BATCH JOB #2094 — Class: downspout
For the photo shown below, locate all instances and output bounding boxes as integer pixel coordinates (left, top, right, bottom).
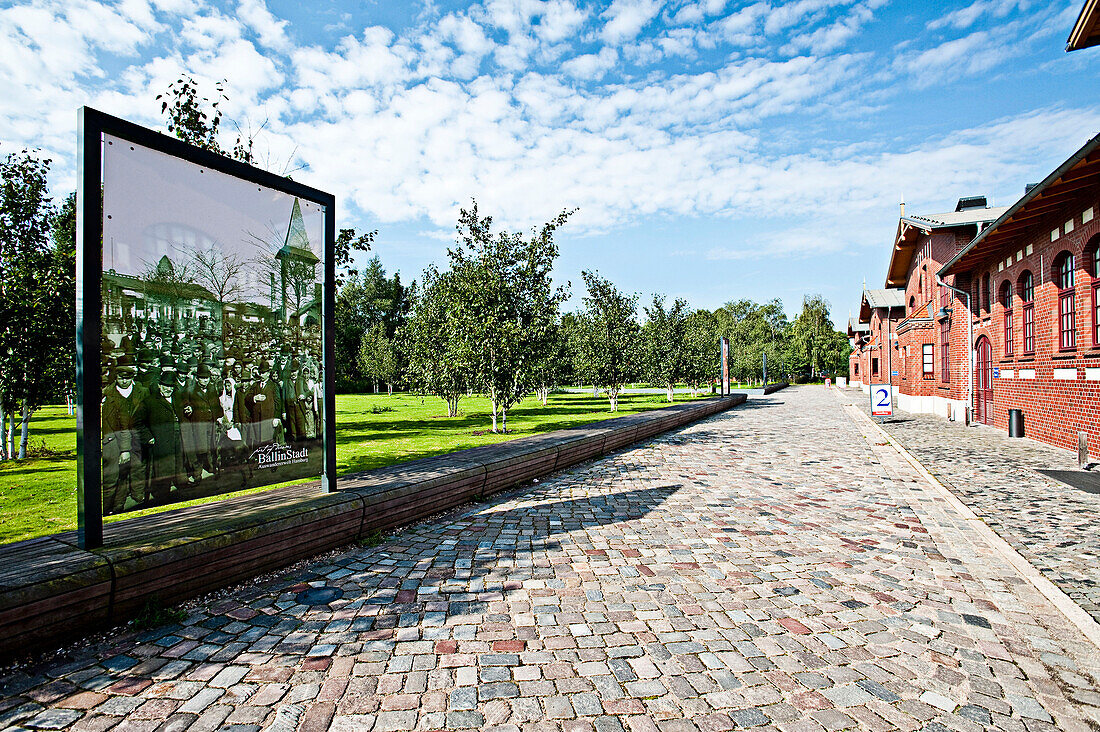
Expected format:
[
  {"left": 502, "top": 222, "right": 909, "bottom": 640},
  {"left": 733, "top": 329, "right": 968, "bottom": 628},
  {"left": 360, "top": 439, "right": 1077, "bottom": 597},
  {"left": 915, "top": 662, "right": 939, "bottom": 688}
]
[{"left": 935, "top": 276, "right": 973, "bottom": 426}]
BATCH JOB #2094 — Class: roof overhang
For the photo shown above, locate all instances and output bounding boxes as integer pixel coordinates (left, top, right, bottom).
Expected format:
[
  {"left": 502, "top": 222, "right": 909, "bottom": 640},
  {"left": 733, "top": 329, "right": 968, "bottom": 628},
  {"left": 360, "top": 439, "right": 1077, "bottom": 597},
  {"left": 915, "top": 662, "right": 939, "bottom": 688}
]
[
  {"left": 939, "top": 132, "right": 1100, "bottom": 278},
  {"left": 885, "top": 219, "right": 930, "bottom": 288},
  {"left": 1068, "top": 0, "right": 1100, "bottom": 51}
]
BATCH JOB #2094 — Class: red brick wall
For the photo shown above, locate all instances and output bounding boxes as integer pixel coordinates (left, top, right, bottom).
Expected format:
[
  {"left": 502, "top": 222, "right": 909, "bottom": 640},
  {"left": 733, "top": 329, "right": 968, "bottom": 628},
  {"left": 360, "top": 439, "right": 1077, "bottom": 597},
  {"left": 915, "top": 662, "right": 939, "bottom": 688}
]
[
  {"left": 955, "top": 195, "right": 1100, "bottom": 452},
  {"left": 895, "top": 230, "right": 971, "bottom": 402}
]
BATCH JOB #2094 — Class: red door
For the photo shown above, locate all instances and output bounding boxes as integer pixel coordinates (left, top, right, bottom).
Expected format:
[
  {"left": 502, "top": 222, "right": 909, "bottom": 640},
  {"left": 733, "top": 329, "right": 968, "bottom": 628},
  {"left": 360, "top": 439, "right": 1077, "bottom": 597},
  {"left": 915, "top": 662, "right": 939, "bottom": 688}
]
[{"left": 974, "top": 336, "right": 993, "bottom": 425}]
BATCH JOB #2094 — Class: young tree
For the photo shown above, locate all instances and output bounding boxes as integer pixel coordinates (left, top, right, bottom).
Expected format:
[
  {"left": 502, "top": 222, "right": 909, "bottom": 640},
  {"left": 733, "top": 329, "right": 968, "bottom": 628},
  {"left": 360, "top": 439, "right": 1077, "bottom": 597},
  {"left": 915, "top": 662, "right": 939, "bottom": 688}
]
[
  {"left": 531, "top": 316, "right": 569, "bottom": 406},
  {"left": 643, "top": 295, "right": 689, "bottom": 401},
  {"left": 682, "top": 308, "right": 717, "bottom": 397},
  {"left": 565, "top": 312, "right": 599, "bottom": 395},
  {"left": 575, "top": 271, "right": 640, "bottom": 412},
  {"left": 0, "top": 152, "right": 74, "bottom": 459},
  {"left": 446, "top": 202, "right": 573, "bottom": 432},
  {"left": 358, "top": 323, "right": 398, "bottom": 395},
  {"left": 399, "top": 267, "right": 474, "bottom": 417}
]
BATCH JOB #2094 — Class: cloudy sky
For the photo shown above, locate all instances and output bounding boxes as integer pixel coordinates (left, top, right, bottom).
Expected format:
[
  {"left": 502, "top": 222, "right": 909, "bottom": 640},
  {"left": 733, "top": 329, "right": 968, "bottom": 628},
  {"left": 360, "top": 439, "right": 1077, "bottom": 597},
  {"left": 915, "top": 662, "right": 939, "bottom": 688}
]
[{"left": 2, "top": 0, "right": 1098, "bottom": 321}]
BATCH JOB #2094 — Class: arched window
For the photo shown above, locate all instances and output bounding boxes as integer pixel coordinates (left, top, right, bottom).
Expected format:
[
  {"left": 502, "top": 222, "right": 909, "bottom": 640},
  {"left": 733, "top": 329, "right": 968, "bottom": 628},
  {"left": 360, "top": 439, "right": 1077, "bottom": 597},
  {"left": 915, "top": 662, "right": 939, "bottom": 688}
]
[
  {"left": 1087, "top": 235, "right": 1099, "bottom": 346},
  {"left": 1019, "top": 270, "right": 1034, "bottom": 354},
  {"left": 1001, "top": 280, "right": 1013, "bottom": 356},
  {"left": 909, "top": 295, "right": 915, "bottom": 315},
  {"left": 1053, "top": 251, "right": 1075, "bottom": 350}
]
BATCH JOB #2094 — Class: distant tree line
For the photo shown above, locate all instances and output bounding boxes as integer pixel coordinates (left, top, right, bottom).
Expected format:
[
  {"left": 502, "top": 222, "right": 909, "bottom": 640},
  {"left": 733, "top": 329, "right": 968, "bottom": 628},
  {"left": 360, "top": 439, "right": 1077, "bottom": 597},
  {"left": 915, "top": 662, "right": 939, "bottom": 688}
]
[{"left": 330, "top": 200, "right": 853, "bottom": 432}]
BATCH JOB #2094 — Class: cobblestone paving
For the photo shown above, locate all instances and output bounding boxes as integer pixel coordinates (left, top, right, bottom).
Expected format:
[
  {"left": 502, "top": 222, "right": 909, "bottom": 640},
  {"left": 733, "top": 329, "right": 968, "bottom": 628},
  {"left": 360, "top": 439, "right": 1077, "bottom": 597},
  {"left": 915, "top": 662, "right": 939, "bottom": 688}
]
[
  {"left": 3, "top": 387, "right": 1100, "bottom": 731},
  {"left": 837, "top": 387, "right": 1100, "bottom": 623}
]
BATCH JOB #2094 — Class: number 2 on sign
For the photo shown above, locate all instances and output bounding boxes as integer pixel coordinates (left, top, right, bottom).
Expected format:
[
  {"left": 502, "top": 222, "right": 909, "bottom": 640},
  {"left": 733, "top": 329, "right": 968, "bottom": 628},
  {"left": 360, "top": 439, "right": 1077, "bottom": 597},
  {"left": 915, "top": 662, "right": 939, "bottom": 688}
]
[{"left": 871, "top": 385, "right": 892, "bottom": 416}]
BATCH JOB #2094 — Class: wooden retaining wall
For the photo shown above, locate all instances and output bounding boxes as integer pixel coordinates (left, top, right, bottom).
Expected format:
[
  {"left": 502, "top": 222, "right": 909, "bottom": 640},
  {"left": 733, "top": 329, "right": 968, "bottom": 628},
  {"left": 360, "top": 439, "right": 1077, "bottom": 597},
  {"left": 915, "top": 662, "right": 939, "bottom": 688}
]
[{"left": 0, "top": 395, "right": 744, "bottom": 659}]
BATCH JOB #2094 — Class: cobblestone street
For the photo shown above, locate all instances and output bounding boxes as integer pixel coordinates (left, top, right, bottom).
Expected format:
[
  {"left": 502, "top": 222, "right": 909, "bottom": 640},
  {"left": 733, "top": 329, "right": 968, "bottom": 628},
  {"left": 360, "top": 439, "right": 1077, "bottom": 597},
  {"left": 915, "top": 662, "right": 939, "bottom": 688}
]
[
  {"left": 3, "top": 387, "right": 1100, "bottom": 731},
  {"left": 838, "top": 387, "right": 1100, "bottom": 624}
]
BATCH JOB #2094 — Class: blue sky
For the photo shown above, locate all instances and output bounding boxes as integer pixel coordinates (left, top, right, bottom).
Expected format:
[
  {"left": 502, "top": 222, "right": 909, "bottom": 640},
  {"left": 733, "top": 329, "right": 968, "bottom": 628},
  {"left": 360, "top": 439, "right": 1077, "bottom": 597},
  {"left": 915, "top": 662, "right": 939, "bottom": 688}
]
[{"left": 2, "top": 0, "right": 1098, "bottom": 323}]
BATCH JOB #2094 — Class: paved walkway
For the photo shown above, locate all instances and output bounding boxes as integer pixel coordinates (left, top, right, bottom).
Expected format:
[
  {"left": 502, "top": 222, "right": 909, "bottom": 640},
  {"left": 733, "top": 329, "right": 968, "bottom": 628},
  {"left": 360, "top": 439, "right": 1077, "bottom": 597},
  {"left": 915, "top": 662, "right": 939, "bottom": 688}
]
[
  {"left": 3, "top": 387, "right": 1100, "bottom": 731},
  {"left": 837, "top": 387, "right": 1100, "bottom": 624}
]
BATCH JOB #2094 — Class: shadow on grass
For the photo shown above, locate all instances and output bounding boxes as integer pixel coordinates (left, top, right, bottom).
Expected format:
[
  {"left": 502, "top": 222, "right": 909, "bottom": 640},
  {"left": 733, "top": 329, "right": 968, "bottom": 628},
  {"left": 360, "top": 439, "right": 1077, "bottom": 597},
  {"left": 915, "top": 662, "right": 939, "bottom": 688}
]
[{"left": 0, "top": 455, "right": 75, "bottom": 476}]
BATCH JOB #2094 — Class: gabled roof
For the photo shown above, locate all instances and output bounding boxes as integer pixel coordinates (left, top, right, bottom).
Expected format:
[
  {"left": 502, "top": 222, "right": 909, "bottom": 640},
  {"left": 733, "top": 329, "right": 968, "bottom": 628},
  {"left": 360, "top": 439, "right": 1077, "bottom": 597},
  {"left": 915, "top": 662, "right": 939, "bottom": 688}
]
[
  {"left": 858, "top": 288, "right": 905, "bottom": 321},
  {"left": 1068, "top": 0, "right": 1100, "bottom": 51},
  {"left": 885, "top": 201, "right": 1008, "bottom": 287},
  {"left": 847, "top": 318, "right": 870, "bottom": 340},
  {"left": 940, "top": 132, "right": 1100, "bottom": 277},
  {"left": 900, "top": 207, "right": 1008, "bottom": 230}
]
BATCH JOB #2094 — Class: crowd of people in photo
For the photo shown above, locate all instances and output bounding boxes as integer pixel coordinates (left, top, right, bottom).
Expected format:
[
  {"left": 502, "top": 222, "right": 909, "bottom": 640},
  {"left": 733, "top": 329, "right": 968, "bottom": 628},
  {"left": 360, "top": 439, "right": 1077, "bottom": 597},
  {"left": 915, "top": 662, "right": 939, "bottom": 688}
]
[{"left": 100, "top": 311, "right": 323, "bottom": 515}]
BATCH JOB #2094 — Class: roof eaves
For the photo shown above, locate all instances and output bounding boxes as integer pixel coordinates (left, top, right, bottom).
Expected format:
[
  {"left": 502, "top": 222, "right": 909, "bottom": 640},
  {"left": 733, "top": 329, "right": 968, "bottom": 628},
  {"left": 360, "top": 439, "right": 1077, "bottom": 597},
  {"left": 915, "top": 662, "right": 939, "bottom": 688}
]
[{"left": 938, "top": 131, "right": 1100, "bottom": 277}]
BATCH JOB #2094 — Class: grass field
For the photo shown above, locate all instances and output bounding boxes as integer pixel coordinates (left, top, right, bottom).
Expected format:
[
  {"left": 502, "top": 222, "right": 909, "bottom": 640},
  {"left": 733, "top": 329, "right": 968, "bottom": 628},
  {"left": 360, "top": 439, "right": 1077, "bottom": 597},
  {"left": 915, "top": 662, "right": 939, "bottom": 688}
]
[{"left": 0, "top": 391, "right": 708, "bottom": 544}]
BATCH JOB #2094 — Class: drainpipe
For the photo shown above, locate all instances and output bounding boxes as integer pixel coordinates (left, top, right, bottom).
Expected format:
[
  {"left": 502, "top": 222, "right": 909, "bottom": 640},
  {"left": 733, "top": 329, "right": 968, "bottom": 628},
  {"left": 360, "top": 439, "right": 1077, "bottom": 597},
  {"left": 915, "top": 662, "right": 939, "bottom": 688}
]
[{"left": 935, "top": 276, "right": 973, "bottom": 426}]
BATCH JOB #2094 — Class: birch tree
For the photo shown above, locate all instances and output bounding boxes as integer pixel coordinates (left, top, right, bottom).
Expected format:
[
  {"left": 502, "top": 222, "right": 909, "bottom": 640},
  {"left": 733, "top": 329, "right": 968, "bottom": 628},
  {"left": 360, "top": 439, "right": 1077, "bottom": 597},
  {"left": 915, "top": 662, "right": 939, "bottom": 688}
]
[
  {"left": 447, "top": 202, "right": 573, "bottom": 432},
  {"left": 0, "top": 151, "right": 73, "bottom": 459},
  {"left": 574, "top": 271, "right": 640, "bottom": 412},
  {"left": 643, "top": 295, "right": 689, "bottom": 401}
]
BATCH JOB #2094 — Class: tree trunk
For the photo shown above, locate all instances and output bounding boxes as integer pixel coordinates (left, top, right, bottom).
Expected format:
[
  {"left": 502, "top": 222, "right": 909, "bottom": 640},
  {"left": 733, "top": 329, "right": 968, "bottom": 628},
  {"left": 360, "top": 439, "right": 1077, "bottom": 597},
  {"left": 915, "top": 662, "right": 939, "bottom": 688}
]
[
  {"left": 491, "top": 400, "right": 498, "bottom": 433},
  {"left": 608, "top": 387, "right": 619, "bottom": 412},
  {"left": 0, "top": 406, "right": 6, "bottom": 460},
  {"left": 374, "top": 380, "right": 380, "bottom": 394},
  {"left": 446, "top": 394, "right": 459, "bottom": 417},
  {"left": 387, "top": 382, "right": 393, "bottom": 396},
  {"left": 666, "top": 384, "right": 674, "bottom": 402},
  {"left": 19, "top": 403, "right": 31, "bottom": 459},
  {"left": 501, "top": 406, "right": 508, "bottom": 433},
  {"left": 592, "top": 385, "right": 598, "bottom": 397},
  {"left": 8, "top": 412, "right": 15, "bottom": 459}
]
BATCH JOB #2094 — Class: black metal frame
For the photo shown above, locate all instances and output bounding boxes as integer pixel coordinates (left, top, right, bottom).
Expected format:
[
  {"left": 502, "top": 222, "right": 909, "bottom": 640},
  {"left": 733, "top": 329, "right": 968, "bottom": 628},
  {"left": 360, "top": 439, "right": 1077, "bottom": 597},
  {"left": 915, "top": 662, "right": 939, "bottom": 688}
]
[{"left": 77, "top": 107, "right": 338, "bottom": 549}]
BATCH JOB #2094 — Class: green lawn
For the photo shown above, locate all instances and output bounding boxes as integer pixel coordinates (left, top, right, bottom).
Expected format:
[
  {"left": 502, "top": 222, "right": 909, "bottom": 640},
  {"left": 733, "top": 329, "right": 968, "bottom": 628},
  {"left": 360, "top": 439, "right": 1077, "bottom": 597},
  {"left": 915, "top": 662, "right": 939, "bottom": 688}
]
[{"left": 0, "top": 391, "right": 707, "bottom": 544}]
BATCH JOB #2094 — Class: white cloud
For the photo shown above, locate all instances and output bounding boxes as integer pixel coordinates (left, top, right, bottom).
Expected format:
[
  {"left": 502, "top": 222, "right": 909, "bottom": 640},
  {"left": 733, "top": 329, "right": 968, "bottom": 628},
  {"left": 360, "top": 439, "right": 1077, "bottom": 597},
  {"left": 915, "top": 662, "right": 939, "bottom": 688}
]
[
  {"left": 237, "top": 0, "right": 291, "bottom": 51},
  {"left": 929, "top": 0, "right": 1028, "bottom": 30},
  {"left": 0, "top": 0, "right": 1094, "bottom": 283},
  {"left": 601, "top": 0, "right": 663, "bottom": 44},
  {"left": 562, "top": 47, "right": 619, "bottom": 79}
]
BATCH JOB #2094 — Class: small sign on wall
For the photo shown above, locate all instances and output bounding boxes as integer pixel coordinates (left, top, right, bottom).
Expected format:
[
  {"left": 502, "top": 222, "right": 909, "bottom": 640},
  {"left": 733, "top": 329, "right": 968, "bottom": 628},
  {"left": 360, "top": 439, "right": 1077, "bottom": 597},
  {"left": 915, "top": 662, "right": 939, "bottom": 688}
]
[{"left": 870, "top": 384, "right": 892, "bottom": 417}]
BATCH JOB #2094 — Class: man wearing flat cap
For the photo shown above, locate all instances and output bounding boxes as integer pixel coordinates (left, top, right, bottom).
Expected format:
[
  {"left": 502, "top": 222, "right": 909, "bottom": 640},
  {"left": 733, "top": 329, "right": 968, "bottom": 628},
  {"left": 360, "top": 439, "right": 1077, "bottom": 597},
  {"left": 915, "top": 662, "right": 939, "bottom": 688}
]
[{"left": 102, "top": 355, "right": 151, "bottom": 515}]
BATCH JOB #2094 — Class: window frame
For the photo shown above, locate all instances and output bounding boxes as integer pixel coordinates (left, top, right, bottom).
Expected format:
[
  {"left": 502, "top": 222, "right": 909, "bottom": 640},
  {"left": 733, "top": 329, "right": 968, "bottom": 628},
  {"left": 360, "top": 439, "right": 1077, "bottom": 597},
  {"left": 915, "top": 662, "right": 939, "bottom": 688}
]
[
  {"left": 1019, "top": 270, "right": 1035, "bottom": 355},
  {"left": 922, "top": 343, "right": 934, "bottom": 377},
  {"left": 1054, "top": 251, "right": 1076, "bottom": 351},
  {"left": 1089, "top": 240, "right": 1100, "bottom": 347},
  {"left": 1001, "top": 280, "right": 1013, "bottom": 357}
]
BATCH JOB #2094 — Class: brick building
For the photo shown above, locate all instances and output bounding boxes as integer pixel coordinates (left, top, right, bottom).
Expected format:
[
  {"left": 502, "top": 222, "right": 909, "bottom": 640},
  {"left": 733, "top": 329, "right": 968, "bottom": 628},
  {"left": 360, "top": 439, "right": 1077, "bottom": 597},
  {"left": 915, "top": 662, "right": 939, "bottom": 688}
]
[
  {"left": 847, "top": 318, "right": 870, "bottom": 389},
  {"left": 855, "top": 289, "right": 905, "bottom": 397},
  {"left": 882, "top": 198, "right": 1007, "bottom": 419},
  {"left": 937, "top": 133, "right": 1100, "bottom": 452}
]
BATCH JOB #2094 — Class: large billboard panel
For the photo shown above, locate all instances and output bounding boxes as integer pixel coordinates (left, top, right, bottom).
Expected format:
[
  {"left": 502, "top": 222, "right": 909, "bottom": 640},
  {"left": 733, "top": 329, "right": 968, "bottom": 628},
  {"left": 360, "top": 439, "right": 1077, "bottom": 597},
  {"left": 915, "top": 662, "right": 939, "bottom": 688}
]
[{"left": 78, "top": 109, "right": 336, "bottom": 547}]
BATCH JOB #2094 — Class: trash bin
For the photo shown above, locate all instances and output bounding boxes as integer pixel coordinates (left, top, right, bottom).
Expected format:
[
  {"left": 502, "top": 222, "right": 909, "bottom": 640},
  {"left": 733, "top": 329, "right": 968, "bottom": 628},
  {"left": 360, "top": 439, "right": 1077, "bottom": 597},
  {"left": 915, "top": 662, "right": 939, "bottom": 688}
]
[{"left": 1008, "top": 409, "right": 1024, "bottom": 438}]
